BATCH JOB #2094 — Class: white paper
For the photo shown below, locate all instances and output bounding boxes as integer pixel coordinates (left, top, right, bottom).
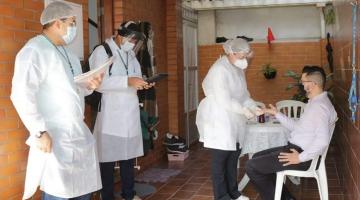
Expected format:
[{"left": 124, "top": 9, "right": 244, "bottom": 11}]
[{"left": 74, "top": 56, "right": 114, "bottom": 87}]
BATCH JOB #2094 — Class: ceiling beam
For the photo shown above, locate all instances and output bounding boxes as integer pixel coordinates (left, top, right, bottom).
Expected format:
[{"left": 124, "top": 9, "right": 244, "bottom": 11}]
[{"left": 183, "top": 0, "right": 332, "bottom": 10}]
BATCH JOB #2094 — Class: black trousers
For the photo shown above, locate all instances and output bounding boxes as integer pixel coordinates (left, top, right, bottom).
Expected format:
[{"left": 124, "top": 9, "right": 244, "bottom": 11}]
[
  {"left": 245, "top": 143, "right": 312, "bottom": 200},
  {"left": 210, "top": 143, "right": 242, "bottom": 200},
  {"left": 100, "top": 159, "right": 136, "bottom": 200}
]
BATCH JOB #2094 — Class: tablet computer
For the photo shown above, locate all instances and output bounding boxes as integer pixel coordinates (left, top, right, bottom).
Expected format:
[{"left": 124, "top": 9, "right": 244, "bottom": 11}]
[{"left": 146, "top": 73, "right": 168, "bottom": 83}]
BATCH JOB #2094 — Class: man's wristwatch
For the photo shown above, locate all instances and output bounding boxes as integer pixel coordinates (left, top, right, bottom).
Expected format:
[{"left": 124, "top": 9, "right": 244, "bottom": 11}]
[{"left": 36, "top": 131, "right": 46, "bottom": 138}]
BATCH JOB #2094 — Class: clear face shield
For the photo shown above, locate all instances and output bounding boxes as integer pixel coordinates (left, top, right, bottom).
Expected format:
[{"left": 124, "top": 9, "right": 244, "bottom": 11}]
[{"left": 121, "top": 32, "right": 145, "bottom": 54}]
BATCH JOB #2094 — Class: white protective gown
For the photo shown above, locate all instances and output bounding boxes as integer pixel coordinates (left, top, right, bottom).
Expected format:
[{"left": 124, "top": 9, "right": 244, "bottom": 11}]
[
  {"left": 10, "top": 35, "right": 102, "bottom": 199},
  {"left": 89, "top": 37, "right": 144, "bottom": 162},
  {"left": 196, "top": 56, "right": 258, "bottom": 151}
]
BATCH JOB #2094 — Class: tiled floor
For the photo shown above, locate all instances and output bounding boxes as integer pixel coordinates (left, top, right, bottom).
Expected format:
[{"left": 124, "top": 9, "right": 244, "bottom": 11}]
[{"left": 133, "top": 143, "right": 344, "bottom": 200}]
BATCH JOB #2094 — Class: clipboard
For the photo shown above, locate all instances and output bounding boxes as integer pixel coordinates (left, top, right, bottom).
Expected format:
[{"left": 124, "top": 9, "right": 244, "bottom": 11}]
[{"left": 74, "top": 56, "right": 114, "bottom": 87}]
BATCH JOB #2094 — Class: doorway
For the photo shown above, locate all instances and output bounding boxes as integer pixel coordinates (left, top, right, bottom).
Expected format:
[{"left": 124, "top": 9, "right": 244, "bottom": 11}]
[{"left": 183, "top": 6, "right": 199, "bottom": 146}]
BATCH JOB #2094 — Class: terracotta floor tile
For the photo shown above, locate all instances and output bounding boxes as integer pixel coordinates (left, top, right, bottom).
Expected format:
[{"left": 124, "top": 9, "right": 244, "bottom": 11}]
[
  {"left": 145, "top": 193, "right": 173, "bottom": 200},
  {"left": 196, "top": 188, "right": 213, "bottom": 196},
  {"left": 180, "top": 183, "right": 202, "bottom": 192},
  {"left": 157, "top": 185, "right": 181, "bottom": 194},
  {"left": 171, "top": 190, "right": 196, "bottom": 199},
  {"left": 189, "top": 177, "right": 209, "bottom": 184},
  {"left": 201, "top": 181, "right": 213, "bottom": 189},
  {"left": 190, "top": 195, "right": 214, "bottom": 200},
  {"left": 166, "top": 179, "right": 188, "bottom": 187}
]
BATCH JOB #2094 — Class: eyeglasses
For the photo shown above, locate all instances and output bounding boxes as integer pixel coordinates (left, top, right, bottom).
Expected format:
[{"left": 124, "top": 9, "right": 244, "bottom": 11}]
[
  {"left": 300, "top": 80, "right": 314, "bottom": 84},
  {"left": 233, "top": 51, "right": 253, "bottom": 60},
  {"left": 60, "top": 18, "right": 76, "bottom": 27}
]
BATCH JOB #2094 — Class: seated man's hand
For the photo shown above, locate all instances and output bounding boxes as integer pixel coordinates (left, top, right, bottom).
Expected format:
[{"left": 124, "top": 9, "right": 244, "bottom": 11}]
[
  {"left": 278, "top": 148, "right": 300, "bottom": 166},
  {"left": 262, "top": 104, "right": 278, "bottom": 116},
  {"left": 87, "top": 72, "right": 105, "bottom": 90}
]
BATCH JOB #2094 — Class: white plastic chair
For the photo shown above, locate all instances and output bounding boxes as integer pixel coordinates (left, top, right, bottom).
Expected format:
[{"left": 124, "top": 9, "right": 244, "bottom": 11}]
[
  {"left": 274, "top": 118, "right": 338, "bottom": 200},
  {"left": 276, "top": 100, "right": 306, "bottom": 119}
]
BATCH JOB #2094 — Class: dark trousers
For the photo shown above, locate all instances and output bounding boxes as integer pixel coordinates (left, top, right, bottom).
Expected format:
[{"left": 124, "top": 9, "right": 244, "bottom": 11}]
[
  {"left": 100, "top": 159, "right": 136, "bottom": 200},
  {"left": 210, "top": 143, "right": 242, "bottom": 200},
  {"left": 245, "top": 143, "right": 312, "bottom": 200}
]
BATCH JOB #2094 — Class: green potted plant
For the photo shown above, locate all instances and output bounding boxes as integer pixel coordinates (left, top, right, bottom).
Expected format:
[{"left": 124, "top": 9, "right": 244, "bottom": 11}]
[
  {"left": 262, "top": 63, "right": 277, "bottom": 79},
  {"left": 284, "top": 70, "right": 308, "bottom": 103}
]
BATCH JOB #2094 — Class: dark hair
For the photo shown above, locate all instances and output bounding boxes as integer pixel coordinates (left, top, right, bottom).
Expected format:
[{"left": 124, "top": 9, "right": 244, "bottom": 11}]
[
  {"left": 42, "top": 21, "right": 56, "bottom": 30},
  {"left": 302, "top": 65, "right": 326, "bottom": 89}
]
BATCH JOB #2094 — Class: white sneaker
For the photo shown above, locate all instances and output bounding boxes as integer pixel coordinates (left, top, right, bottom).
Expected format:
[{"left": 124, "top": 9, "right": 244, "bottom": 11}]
[
  {"left": 121, "top": 195, "right": 142, "bottom": 200},
  {"left": 133, "top": 195, "right": 142, "bottom": 200},
  {"left": 234, "top": 195, "right": 249, "bottom": 200}
]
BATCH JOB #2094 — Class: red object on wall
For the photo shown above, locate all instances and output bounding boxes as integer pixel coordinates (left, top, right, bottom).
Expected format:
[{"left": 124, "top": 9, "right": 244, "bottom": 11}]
[{"left": 267, "top": 27, "right": 275, "bottom": 44}]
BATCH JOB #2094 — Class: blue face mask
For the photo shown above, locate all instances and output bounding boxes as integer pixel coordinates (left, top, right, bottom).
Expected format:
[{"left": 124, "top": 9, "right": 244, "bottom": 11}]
[{"left": 62, "top": 26, "right": 77, "bottom": 45}]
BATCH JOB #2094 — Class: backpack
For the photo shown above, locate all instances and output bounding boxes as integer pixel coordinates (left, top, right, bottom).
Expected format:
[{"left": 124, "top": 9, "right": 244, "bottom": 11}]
[{"left": 83, "top": 42, "right": 113, "bottom": 112}]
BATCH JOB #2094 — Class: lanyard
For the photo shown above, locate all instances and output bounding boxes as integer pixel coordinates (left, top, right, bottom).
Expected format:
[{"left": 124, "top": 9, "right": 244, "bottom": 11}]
[
  {"left": 348, "top": 2, "right": 358, "bottom": 122},
  {"left": 116, "top": 49, "right": 129, "bottom": 75},
  {"left": 42, "top": 34, "right": 74, "bottom": 76}
]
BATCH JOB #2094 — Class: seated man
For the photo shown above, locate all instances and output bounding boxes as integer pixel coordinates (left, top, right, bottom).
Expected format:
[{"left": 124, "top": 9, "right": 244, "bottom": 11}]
[{"left": 245, "top": 66, "right": 337, "bottom": 200}]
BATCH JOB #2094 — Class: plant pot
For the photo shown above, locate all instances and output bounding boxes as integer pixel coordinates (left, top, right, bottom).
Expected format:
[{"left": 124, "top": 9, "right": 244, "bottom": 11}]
[{"left": 264, "top": 71, "right": 277, "bottom": 79}]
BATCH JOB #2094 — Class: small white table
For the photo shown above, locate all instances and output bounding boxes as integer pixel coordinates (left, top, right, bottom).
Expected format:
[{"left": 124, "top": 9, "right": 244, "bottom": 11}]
[{"left": 238, "top": 120, "right": 291, "bottom": 191}]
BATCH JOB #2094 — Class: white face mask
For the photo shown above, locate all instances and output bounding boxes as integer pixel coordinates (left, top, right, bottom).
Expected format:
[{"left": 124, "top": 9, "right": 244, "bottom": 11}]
[
  {"left": 233, "top": 58, "right": 248, "bottom": 69},
  {"left": 121, "top": 41, "right": 135, "bottom": 52},
  {"left": 148, "top": 30, "right": 154, "bottom": 39},
  {"left": 62, "top": 26, "right": 77, "bottom": 45}
]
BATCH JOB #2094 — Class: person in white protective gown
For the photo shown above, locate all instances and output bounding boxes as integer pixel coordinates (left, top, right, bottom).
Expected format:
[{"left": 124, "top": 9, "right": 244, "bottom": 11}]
[
  {"left": 10, "top": 2, "right": 103, "bottom": 200},
  {"left": 196, "top": 38, "right": 263, "bottom": 200},
  {"left": 89, "top": 21, "right": 154, "bottom": 200}
]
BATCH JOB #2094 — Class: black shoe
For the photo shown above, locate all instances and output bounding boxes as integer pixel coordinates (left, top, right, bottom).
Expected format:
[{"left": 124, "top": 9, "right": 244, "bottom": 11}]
[
  {"left": 281, "top": 197, "right": 296, "bottom": 200},
  {"left": 167, "top": 144, "right": 188, "bottom": 153},
  {"left": 216, "top": 36, "right": 228, "bottom": 43},
  {"left": 236, "top": 35, "right": 254, "bottom": 42},
  {"left": 163, "top": 133, "right": 186, "bottom": 146}
]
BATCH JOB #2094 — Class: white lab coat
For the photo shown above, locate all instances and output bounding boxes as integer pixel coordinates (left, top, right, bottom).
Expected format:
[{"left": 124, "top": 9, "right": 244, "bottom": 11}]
[
  {"left": 10, "top": 35, "right": 102, "bottom": 199},
  {"left": 89, "top": 37, "right": 143, "bottom": 162},
  {"left": 196, "top": 56, "right": 257, "bottom": 151}
]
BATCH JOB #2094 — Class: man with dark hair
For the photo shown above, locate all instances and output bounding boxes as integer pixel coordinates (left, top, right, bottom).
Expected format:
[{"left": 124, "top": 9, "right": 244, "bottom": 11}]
[
  {"left": 89, "top": 21, "right": 154, "bottom": 200},
  {"left": 245, "top": 66, "right": 337, "bottom": 200},
  {"left": 302, "top": 66, "right": 326, "bottom": 89}
]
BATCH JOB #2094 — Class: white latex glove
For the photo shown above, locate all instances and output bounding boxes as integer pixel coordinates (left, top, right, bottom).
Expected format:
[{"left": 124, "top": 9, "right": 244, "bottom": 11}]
[
  {"left": 252, "top": 107, "right": 264, "bottom": 116},
  {"left": 242, "top": 107, "right": 255, "bottom": 119}
]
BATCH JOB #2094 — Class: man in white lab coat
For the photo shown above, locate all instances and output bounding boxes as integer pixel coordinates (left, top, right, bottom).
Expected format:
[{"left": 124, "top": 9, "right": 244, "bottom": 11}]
[
  {"left": 196, "top": 38, "right": 263, "bottom": 200},
  {"left": 10, "top": 2, "right": 103, "bottom": 200},
  {"left": 89, "top": 21, "right": 153, "bottom": 200}
]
